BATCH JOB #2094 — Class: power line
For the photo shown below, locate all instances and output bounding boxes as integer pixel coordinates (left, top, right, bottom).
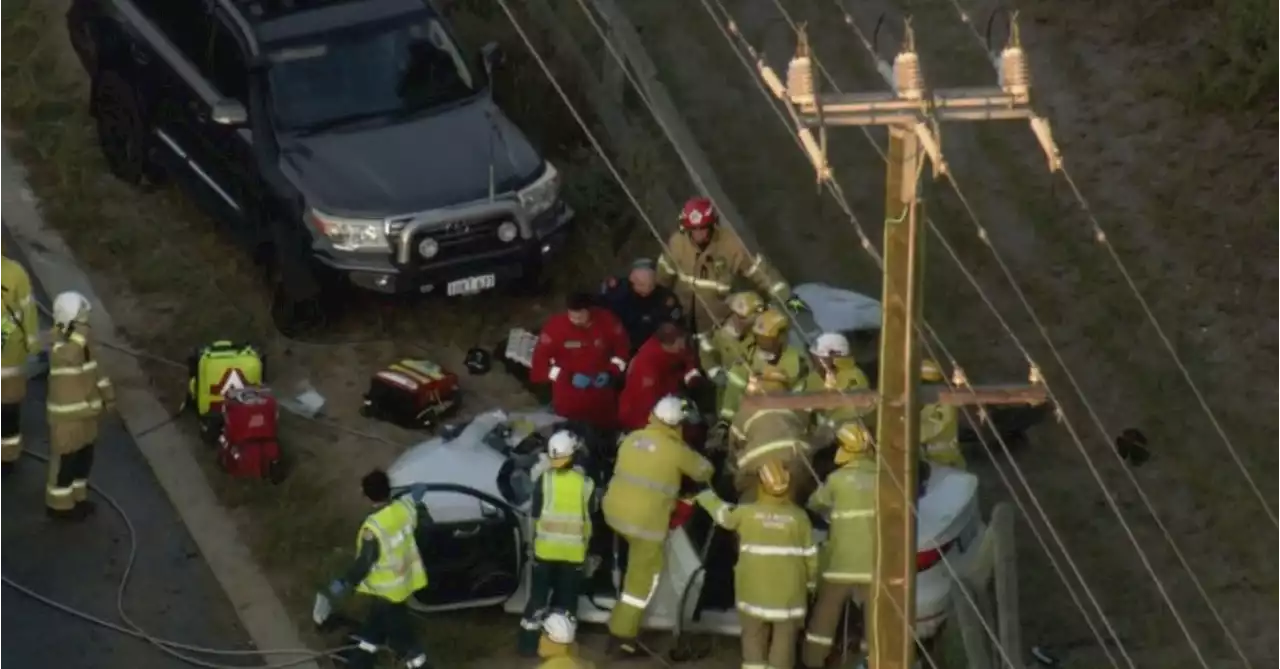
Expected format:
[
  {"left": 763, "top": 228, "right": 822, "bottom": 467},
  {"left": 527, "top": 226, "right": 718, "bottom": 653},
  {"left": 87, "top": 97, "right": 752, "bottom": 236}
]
[
  {"left": 495, "top": 3, "right": 1043, "bottom": 665},
  {"left": 693, "top": 2, "right": 1132, "bottom": 666},
  {"left": 932, "top": 0, "right": 1274, "bottom": 528},
  {"left": 562, "top": 1, "right": 1139, "bottom": 666},
  {"left": 805, "top": 2, "right": 1254, "bottom": 665}
]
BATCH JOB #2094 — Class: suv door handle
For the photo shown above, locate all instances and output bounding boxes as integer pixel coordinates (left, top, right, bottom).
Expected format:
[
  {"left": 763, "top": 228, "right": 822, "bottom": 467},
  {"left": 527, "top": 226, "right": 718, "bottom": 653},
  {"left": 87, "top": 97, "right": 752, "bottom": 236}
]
[
  {"left": 129, "top": 42, "right": 150, "bottom": 65},
  {"left": 451, "top": 526, "right": 482, "bottom": 539}
]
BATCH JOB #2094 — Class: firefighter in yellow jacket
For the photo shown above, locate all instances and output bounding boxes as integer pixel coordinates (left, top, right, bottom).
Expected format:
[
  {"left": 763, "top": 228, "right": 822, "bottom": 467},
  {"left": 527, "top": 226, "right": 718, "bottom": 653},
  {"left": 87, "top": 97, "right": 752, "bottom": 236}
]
[
  {"left": 803, "top": 332, "right": 872, "bottom": 444},
  {"left": 920, "top": 358, "right": 965, "bottom": 468},
  {"left": 314, "top": 469, "right": 432, "bottom": 669},
  {"left": 2, "top": 256, "right": 40, "bottom": 476},
  {"left": 695, "top": 460, "right": 817, "bottom": 669},
  {"left": 603, "top": 395, "right": 714, "bottom": 659},
  {"left": 536, "top": 611, "right": 597, "bottom": 669},
  {"left": 729, "top": 376, "right": 814, "bottom": 503},
  {"left": 656, "top": 197, "right": 801, "bottom": 331},
  {"left": 720, "top": 308, "right": 808, "bottom": 422},
  {"left": 695, "top": 290, "right": 763, "bottom": 409},
  {"left": 46, "top": 291, "right": 114, "bottom": 520},
  {"left": 801, "top": 422, "right": 878, "bottom": 669}
]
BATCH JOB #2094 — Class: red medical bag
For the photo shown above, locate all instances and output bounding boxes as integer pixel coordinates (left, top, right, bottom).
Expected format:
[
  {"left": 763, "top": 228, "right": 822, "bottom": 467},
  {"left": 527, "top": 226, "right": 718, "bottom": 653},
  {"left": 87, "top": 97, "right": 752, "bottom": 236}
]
[
  {"left": 361, "top": 359, "right": 460, "bottom": 429},
  {"left": 217, "top": 386, "right": 283, "bottom": 481}
]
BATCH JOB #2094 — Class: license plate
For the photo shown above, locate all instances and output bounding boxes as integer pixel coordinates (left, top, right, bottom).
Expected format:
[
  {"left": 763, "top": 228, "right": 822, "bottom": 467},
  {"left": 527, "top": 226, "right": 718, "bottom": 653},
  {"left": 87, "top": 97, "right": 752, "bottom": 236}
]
[{"left": 446, "top": 274, "right": 496, "bottom": 296}]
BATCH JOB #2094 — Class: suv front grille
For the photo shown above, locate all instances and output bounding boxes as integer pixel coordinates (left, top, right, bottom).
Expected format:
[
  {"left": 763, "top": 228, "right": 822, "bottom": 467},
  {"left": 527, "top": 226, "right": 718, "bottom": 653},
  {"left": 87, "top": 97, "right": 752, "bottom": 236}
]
[{"left": 390, "top": 214, "right": 518, "bottom": 262}]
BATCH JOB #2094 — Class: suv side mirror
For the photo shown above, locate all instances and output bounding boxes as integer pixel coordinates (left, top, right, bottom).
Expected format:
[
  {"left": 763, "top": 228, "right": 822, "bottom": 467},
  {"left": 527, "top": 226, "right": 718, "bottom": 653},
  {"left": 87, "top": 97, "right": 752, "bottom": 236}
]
[
  {"left": 211, "top": 98, "right": 247, "bottom": 126},
  {"left": 480, "top": 42, "right": 504, "bottom": 76}
]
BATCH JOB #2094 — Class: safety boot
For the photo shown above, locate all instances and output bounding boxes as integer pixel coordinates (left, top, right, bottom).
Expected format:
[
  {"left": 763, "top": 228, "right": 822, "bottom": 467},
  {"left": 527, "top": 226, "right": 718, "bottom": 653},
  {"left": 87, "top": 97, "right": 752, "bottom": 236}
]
[{"left": 606, "top": 636, "right": 643, "bottom": 661}]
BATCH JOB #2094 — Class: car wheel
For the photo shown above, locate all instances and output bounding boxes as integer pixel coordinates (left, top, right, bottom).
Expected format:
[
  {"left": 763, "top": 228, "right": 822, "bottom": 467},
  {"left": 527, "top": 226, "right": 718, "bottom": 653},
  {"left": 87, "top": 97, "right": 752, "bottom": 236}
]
[{"left": 92, "top": 71, "right": 153, "bottom": 187}]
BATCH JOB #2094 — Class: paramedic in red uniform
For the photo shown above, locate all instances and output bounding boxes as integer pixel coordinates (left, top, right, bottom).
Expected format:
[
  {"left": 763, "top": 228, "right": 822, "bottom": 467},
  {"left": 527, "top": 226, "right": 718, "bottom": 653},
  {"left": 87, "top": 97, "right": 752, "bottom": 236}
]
[
  {"left": 531, "top": 292, "right": 631, "bottom": 431},
  {"left": 616, "top": 323, "right": 702, "bottom": 432}
]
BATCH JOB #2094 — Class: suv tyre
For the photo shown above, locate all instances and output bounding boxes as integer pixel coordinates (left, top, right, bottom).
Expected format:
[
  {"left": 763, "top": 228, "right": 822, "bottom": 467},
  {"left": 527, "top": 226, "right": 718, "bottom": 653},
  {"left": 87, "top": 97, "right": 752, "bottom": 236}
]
[{"left": 92, "top": 71, "right": 155, "bottom": 187}]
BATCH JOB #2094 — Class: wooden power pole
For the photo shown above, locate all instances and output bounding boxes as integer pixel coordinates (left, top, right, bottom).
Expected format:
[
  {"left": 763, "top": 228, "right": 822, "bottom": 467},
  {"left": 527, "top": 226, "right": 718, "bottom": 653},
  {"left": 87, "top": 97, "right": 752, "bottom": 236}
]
[{"left": 741, "top": 17, "right": 1061, "bottom": 669}]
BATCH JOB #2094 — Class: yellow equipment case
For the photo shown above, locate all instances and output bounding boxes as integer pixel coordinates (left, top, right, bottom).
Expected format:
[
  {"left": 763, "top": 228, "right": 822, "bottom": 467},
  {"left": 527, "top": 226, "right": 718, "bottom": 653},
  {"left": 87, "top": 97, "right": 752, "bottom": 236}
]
[{"left": 188, "top": 341, "right": 265, "bottom": 417}]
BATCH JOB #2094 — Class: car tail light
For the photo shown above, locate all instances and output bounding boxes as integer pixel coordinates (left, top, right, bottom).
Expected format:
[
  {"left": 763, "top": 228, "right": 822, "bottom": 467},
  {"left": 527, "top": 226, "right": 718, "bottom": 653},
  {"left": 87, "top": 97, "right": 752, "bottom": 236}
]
[
  {"left": 669, "top": 499, "right": 695, "bottom": 529},
  {"left": 916, "top": 539, "right": 956, "bottom": 571}
]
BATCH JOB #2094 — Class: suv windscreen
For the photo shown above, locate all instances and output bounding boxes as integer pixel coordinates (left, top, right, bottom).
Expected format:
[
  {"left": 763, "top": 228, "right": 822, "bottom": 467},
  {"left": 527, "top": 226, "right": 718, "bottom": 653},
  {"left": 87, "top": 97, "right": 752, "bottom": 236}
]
[{"left": 266, "top": 14, "right": 482, "bottom": 131}]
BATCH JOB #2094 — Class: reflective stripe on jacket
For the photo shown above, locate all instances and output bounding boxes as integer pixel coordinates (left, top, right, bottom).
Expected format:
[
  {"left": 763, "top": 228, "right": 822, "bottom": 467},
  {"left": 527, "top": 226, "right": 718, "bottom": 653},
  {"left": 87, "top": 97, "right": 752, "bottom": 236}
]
[
  {"left": 602, "top": 420, "right": 713, "bottom": 542},
  {"left": 804, "top": 357, "right": 872, "bottom": 436},
  {"left": 356, "top": 497, "right": 429, "bottom": 603},
  {"left": 534, "top": 468, "right": 594, "bottom": 564},
  {"left": 655, "top": 229, "right": 790, "bottom": 327},
  {"left": 696, "top": 491, "right": 816, "bottom": 620},
  {"left": 719, "top": 345, "right": 808, "bottom": 421},
  {"left": 47, "top": 326, "right": 113, "bottom": 454},
  {"left": 1, "top": 257, "right": 39, "bottom": 403},
  {"left": 730, "top": 408, "right": 810, "bottom": 472},
  {"left": 807, "top": 460, "right": 877, "bottom": 583}
]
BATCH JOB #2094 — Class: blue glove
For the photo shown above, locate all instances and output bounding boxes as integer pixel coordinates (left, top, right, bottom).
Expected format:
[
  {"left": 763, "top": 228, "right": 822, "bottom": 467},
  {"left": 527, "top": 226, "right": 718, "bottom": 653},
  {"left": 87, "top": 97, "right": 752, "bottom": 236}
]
[
  {"left": 593, "top": 372, "right": 612, "bottom": 388},
  {"left": 785, "top": 296, "right": 809, "bottom": 312},
  {"left": 571, "top": 373, "right": 593, "bottom": 389},
  {"left": 327, "top": 579, "right": 348, "bottom": 599}
]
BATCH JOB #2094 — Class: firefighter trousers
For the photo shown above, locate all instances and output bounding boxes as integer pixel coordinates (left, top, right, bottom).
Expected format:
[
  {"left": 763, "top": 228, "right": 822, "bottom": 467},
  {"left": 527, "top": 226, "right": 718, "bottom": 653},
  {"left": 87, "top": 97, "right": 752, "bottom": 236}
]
[
  {"left": 606, "top": 535, "right": 665, "bottom": 640},
  {"left": 741, "top": 614, "right": 801, "bottom": 669},
  {"left": 801, "top": 580, "right": 870, "bottom": 668},
  {"left": 519, "top": 559, "right": 585, "bottom": 654},
  {"left": 349, "top": 597, "right": 431, "bottom": 669},
  {"left": 46, "top": 443, "right": 95, "bottom": 511},
  {"left": 1, "top": 401, "right": 21, "bottom": 464}
]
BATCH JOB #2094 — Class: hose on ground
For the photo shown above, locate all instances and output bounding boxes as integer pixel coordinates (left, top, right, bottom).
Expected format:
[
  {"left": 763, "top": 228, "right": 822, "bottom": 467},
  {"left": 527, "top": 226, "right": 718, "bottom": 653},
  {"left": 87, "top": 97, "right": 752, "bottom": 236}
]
[{"left": 2, "top": 449, "right": 355, "bottom": 669}]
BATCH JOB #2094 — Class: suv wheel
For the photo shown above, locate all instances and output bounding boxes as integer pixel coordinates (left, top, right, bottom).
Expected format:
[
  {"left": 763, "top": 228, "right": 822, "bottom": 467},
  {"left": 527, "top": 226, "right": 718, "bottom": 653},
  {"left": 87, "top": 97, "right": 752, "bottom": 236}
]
[{"left": 92, "top": 72, "right": 155, "bottom": 187}]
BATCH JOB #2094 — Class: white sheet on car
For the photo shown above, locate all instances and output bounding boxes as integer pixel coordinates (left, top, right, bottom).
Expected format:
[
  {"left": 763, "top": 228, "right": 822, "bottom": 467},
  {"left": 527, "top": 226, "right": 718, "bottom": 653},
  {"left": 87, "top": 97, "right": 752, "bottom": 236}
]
[
  {"left": 915, "top": 465, "right": 980, "bottom": 550},
  {"left": 794, "top": 282, "right": 882, "bottom": 333}
]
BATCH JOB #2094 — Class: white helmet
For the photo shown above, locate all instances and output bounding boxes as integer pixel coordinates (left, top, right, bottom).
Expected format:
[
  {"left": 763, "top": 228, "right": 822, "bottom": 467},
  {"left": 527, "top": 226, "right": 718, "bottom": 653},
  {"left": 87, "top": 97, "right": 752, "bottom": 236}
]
[
  {"left": 52, "top": 291, "right": 91, "bottom": 327},
  {"left": 547, "top": 430, "right": 581, "bottom": 465},
  {"left": 810, "top": 332, "right": 850, "bottom": 358},
  {"left": 652, "top": 395, "right": 686, "bottom": 426},
  {"left": 542, "top": 611, "right": 577, "bottom": 644}
]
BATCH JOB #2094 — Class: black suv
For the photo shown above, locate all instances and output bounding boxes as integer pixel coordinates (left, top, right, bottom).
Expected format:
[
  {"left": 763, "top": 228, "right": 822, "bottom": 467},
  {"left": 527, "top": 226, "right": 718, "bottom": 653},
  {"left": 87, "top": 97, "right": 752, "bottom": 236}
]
[{"left": 67, "top": 0, "right": 573, "bottom": 305}]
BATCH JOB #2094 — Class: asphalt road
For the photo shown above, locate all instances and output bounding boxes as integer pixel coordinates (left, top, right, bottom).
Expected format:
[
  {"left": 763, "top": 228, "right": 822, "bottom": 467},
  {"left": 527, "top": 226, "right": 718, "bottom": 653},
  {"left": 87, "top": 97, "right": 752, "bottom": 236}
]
[{"left": 2, "top": 227, "right": 262, "bottom": 668}]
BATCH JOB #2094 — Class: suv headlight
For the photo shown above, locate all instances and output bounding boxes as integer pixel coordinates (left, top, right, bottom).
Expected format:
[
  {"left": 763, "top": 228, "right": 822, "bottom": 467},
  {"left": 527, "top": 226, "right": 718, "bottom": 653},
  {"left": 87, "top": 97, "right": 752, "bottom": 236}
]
[
  {"left": 306, "top": 209, "right": 390, "bottom": 253},
  {"left": 517, "top": 162, "right": 560, "bottom": 218}
]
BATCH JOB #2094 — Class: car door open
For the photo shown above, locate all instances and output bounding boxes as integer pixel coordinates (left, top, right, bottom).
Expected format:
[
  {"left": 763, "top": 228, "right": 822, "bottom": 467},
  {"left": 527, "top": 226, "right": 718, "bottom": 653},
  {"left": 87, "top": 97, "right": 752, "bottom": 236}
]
[{"left": 410, "top": 486, "right": 523, "bottom": 611}]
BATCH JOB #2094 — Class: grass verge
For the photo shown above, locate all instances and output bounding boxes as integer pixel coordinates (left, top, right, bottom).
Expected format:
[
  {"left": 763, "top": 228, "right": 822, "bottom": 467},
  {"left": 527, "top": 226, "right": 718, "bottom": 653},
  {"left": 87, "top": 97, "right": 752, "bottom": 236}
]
[{"left": 1, "top": 0, "right": 683, "bottom": 664}]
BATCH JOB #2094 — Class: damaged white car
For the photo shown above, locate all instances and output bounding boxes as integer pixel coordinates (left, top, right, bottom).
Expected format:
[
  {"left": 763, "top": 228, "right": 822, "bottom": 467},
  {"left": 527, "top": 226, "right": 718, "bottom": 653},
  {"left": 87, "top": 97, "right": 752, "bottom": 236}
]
[{"left": 386, "top": 408, "right": 985, "bottom": 639}]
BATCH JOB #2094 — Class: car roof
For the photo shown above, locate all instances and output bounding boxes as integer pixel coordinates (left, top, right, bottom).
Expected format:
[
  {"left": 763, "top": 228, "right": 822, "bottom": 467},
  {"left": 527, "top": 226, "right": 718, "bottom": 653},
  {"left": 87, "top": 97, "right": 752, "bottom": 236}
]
[{"left": 243, "top": 0, "right": 438, "bottom": 46}]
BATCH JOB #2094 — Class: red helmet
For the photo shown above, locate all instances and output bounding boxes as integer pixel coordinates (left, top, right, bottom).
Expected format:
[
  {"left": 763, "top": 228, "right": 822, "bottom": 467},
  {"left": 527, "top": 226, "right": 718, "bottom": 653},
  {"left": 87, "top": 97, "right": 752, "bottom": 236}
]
[{"left": 679, "top": 197, "right": 717, "bottom": 231}]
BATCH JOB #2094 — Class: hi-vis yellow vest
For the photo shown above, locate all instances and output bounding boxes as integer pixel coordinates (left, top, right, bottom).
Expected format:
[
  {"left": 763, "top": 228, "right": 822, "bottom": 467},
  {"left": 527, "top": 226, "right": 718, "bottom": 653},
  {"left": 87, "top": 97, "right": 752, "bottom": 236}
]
[
  {"left": 534, "top": 469, "right": 594, "bottom": 564},
  {"left": 356, "top": 498, "right": 428, "bottom": 603}
]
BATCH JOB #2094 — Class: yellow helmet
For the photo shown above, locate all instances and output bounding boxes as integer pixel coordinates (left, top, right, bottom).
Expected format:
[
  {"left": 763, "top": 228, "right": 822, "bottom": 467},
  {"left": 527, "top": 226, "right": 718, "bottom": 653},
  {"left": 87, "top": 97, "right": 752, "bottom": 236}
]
[
  {"left": 834, "top": 422, "right": 873, "bottom": 465},
  {"left": 921, "top": 358, "right": 944, "bottom": 383},
  {"left": 757, "top": 460, "right": 792, "bottom": 497},
  {"left": 726, "top": 291, "right": 765, "bottom": 319},
  {"left": 752, "top": 308, "right": 789, "bottom": 339}
]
